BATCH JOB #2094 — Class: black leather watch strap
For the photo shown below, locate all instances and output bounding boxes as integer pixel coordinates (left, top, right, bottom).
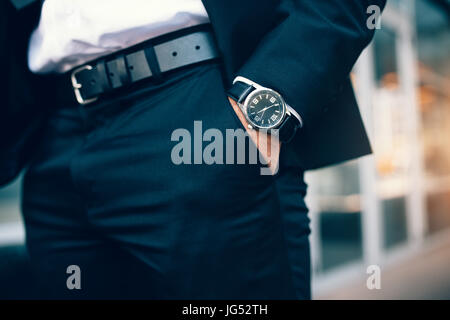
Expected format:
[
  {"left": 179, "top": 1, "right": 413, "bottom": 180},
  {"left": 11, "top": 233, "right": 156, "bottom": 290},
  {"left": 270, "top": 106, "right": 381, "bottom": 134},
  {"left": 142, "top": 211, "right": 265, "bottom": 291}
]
[
  {"left": 227, "top": 81, "right": 255, "bottom": 104},
  {"left": 278, "top": 113, "right": 301, "bottom": 143}
]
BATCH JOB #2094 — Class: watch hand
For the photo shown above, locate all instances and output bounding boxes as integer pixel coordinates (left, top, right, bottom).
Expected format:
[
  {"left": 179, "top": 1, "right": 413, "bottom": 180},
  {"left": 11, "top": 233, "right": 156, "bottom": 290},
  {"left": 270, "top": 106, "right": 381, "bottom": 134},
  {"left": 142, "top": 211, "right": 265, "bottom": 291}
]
[
  {"left": 256, "top": 104, "right": 279, "bottom": 114},
  {"left": 260, "top": 109, "right": 266, "bottom": 119}
]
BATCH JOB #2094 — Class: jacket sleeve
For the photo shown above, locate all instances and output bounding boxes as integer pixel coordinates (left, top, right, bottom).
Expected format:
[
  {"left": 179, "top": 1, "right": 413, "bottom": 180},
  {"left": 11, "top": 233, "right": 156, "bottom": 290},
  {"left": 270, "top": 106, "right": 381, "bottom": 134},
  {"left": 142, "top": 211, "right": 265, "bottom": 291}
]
[
  {"left": 236, "top": 0, "right": 386, "bottom": 127},
  {"left": 0, "top": 1, "right": 46, "bottom": 187}
]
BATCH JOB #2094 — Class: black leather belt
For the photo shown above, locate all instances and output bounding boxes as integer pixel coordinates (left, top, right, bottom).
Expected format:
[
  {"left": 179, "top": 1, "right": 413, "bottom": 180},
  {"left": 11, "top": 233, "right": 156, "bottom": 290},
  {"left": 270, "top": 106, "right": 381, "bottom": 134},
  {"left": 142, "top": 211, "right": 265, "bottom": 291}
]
[{"left": 51, "top": 27, "right": 220, "bottom": 107}]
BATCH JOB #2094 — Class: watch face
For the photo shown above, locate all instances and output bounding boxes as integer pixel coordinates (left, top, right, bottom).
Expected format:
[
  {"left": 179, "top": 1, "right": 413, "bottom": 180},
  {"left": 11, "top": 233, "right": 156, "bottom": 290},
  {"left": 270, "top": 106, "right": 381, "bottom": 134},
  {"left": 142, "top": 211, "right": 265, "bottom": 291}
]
[{"left": 245, "top": 89, "right": 286, "bottom": 129}]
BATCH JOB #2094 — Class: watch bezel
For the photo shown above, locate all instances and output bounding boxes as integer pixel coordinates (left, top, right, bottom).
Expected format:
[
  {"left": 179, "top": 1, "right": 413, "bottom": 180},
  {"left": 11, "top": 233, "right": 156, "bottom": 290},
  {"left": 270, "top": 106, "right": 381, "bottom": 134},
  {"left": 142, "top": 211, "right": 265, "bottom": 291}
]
[{"left": 241, "top": 88, "right": 287, "bottom": 130}]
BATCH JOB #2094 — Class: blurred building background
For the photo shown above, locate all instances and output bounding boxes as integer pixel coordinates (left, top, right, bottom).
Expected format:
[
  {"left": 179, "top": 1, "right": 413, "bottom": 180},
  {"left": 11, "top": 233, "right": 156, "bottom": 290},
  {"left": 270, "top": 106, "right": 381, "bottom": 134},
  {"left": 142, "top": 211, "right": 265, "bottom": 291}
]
[
  {"left": 308, "top": 0, "right": 450, "bottom": 299},
  {"left": 0, "top": 0, "right": 449, "bottom": 299}
]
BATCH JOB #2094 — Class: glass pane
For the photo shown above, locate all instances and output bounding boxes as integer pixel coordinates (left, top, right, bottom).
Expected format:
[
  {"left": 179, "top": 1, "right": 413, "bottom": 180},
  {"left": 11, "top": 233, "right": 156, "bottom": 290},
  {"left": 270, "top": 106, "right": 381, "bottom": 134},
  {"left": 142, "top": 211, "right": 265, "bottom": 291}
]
[
  {"left": 382, "top": 196, "right": 408, "bottom": 249},
  {"left": 427, "top": 191, "right": 450, "bottom": 234},
  {"left": 319, "top": 210, "right": 363, "bottom": 271},
  {"left": 310, "top": 162, "right": 364, "bottom": 272},
  {"left": 374, "top": 28, "right": 398, "bottom": 87}
]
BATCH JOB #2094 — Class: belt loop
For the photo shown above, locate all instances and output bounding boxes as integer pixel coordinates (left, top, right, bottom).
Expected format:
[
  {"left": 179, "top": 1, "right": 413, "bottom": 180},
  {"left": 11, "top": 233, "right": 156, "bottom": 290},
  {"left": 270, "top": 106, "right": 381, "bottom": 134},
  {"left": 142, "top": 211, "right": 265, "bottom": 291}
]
[{"left": 144, "top": 46, "right": 163, "bottom": 83}]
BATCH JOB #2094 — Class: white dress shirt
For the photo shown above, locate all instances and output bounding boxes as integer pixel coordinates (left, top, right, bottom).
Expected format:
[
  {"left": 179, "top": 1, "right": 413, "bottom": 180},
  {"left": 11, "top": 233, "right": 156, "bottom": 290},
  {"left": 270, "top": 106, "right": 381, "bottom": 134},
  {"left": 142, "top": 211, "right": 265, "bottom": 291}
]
[
  {"left": 28, "top": 0, "right": 210, "bottom": 74},
  {"left": 27, "top": 0, "right": 303, "bottom": 125}
]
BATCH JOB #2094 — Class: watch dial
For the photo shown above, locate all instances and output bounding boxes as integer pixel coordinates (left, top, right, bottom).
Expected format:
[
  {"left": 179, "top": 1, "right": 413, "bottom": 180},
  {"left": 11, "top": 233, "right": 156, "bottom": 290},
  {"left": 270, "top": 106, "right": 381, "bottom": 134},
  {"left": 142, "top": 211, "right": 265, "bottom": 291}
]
[{"left": 246, "top": 90, "right": 285, "bottom": 129}]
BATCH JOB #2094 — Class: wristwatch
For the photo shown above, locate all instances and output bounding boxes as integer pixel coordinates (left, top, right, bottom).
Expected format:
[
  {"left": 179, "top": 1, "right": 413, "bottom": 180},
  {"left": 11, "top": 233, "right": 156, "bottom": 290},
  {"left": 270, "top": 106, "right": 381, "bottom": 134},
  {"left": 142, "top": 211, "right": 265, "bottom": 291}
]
[{"left": 227, "top": 76, "right": 302, "bottom": 143}]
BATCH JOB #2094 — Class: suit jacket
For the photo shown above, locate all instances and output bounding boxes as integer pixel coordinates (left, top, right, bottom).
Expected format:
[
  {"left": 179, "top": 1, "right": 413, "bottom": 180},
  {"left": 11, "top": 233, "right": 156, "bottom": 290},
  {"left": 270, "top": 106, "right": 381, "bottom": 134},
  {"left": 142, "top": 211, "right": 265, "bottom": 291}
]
[{"left": 0, "top": 0, "right": 386, "bottom": 186}]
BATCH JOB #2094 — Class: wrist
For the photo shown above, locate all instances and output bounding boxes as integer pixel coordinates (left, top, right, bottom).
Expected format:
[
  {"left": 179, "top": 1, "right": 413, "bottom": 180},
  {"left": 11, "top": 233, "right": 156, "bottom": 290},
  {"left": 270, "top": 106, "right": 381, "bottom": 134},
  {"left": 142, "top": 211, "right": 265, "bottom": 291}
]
[{"left": 228, "top": 97, "right": 250, "bottom": 130}]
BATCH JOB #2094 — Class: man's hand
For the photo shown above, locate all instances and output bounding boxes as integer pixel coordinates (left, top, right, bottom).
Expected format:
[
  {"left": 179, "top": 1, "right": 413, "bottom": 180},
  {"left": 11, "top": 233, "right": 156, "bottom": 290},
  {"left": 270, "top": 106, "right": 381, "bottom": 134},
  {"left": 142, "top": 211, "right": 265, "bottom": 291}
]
[{"left": 228, "top": 97, "right": 280, "bottom": 174}]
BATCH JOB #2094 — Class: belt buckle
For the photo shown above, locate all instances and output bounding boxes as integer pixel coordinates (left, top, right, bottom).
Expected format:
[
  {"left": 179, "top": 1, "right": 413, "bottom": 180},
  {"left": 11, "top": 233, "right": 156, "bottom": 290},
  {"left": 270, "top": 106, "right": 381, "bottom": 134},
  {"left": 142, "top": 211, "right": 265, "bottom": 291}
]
[{"left": 70, "top": 65, "right": 99, "bottom": 105}]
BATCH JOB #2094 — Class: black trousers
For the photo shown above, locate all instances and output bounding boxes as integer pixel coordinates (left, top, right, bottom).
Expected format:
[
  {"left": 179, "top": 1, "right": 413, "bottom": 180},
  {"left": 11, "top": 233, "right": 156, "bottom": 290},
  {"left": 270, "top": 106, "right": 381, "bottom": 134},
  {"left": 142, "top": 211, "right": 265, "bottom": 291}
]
[{"left": 22, "top": 61, "right": 311, "bottom": 299}]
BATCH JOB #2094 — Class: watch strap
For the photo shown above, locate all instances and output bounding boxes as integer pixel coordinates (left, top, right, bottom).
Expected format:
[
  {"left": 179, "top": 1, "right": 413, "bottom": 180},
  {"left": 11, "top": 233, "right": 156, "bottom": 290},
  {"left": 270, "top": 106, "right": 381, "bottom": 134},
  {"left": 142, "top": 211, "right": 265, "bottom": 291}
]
[
  {"left": 227, "top": 81, "right": 255, "bottom": 104},
  {"left": 278, "top": 113, "right": 301, "bottom": 143}
]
